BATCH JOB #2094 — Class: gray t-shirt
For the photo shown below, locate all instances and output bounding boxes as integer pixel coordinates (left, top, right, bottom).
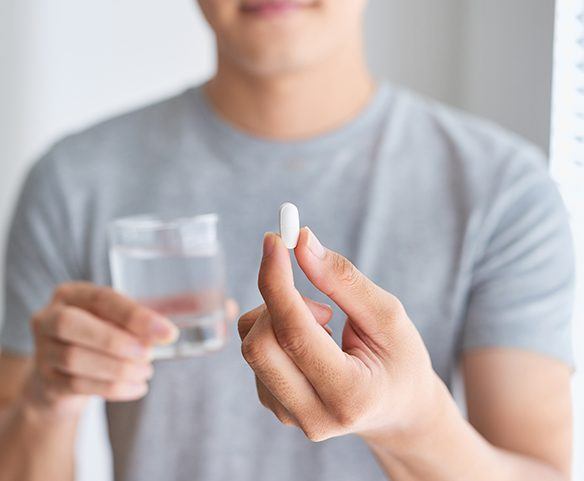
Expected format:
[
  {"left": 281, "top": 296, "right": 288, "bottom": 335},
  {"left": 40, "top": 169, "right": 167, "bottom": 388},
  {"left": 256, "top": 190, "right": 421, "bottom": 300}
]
[{"left": 1, "top": 83, "right": 575, "bottom": 481}]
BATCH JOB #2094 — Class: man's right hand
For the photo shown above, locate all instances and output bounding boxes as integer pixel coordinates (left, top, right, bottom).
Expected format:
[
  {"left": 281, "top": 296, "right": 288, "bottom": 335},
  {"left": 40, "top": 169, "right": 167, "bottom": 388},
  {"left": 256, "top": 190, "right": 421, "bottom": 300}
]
[{"left": 25, "top": 282, "right": 178, "bottom": 415}]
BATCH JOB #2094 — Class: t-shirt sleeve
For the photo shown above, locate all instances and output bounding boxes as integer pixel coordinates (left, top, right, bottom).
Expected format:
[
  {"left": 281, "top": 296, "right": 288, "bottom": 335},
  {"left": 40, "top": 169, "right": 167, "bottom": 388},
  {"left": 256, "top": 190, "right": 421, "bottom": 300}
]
[
  {"left": 461, "top": 147, "right": 576, "bottom": 367},
  {"left": 1, "top": 149, "right": 80, "bottom": 356}
]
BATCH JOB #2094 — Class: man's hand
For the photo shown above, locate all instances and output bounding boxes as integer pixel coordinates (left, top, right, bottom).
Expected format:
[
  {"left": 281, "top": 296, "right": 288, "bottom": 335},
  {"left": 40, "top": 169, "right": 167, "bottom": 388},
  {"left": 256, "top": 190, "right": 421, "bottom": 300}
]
[
  {"left": 238, "top": 227, "right": 443, "bottom": 443},
  {"left": 239, "top": 228, "right": 572, "bottom": 481},
  {"left": 26, "top": 282, "right": 237, "bottom": 417}
]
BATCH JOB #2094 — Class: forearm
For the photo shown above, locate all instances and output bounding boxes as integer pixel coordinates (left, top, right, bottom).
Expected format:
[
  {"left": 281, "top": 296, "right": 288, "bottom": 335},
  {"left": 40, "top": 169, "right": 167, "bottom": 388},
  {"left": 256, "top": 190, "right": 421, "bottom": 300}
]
[
  {"left": 0, "top": 397, "right": 80, "bottom": 481},
  {"left": 364, "top": 378, "right": 568, "bottom": 481}
]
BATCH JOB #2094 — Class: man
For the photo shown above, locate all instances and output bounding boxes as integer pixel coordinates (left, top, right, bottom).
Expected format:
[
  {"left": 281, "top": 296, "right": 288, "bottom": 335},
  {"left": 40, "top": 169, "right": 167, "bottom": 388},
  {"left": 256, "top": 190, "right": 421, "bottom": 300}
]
[{"left": 0, "top": 1, "right": 575, "bottom": 480}]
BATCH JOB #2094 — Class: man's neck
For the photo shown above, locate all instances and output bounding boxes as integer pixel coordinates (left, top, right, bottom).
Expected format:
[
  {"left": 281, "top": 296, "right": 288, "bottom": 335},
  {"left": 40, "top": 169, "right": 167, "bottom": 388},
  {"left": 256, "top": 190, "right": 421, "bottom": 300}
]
[{"left": 204, "top": 39, "right": 375, "bottom": 141}]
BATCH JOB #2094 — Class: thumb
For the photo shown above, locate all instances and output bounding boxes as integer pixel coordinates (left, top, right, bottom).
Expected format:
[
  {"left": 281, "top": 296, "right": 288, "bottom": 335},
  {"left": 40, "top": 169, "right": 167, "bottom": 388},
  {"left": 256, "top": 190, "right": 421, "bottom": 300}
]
[{"left": 294, "top": 227, "right": 406, "bottom": 340}]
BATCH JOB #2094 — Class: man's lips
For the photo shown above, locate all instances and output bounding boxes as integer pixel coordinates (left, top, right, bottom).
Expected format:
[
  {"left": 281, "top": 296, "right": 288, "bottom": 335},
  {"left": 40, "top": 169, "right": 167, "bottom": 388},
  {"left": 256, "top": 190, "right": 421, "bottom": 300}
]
[{"left": 240, "top": 0, "right": 314, "bottom": 15}]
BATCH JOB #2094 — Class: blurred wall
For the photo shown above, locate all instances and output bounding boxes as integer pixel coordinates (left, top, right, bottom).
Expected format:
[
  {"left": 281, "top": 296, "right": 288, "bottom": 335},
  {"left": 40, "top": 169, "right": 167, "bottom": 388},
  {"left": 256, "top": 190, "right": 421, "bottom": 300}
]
[
  {"left": 0, "top": 1, "right": 575, "bottom": 480},
  {"left": 365, "top": 0, "right": 466, "bottom": 113},
  {"left": 365, "top": 0, "right": 555, "bottom": 151},
  {"left": 459, "top": 1, "right": 555, "bottom": 152}
]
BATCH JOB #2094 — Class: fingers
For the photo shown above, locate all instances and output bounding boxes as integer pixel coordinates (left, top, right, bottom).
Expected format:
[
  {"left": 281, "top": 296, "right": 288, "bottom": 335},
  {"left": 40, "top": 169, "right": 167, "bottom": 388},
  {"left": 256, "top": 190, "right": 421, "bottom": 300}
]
[
  {"left": 255, "top": 376, "right": 297, "bottom": 427},
  {"left": 258, "top": 233, "right": 310, "bottom": 325},
  {"left": 52, "top": 282, "right": 177, "bottom": 344},
  {"left": 294, "top": 227, "right": 406, "bottom": 340},
  {"left": 30, "top": 284, "right": 244, "bottom": 406},
  {"left": 31, "top": 293, "right": 157, "bottom": 404},
  {"left": 258, "top": 233, "right": 347, "bottom": 386},
  {"left": 35, "top": 305, "right": 151, "bottom": 360},
  {"left": 48, "top": 370, "right": 148, "bottom": 401},
  {"left": 303, "top": 297, "right": 334, "bottom": 326},
  {"left": 238, "top": 297, "right": 333, "bottom": 341},
  {"left": 241, "top": 308, "right": 331, "bottom": 437},
  {"left": 42, "top": 339, "right": 153, "bottom": 383},
  {"left": 257, "top": 234, "right": 353, "bottom": 401},
  {"left": 238, "top": 304, "right": 265, "bottom": 341}
]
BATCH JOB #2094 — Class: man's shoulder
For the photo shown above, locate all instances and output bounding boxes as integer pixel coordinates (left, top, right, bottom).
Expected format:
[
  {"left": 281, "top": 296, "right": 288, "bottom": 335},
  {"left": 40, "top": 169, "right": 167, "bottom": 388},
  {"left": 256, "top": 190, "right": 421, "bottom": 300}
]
[
  {"left": 39, "top": 85, "right": 200, "bottom": 178},
  {"left": 386, "top": 86, "right": 550, "bottom": 198},
  {"left": 391, "top": 86, "right": 546, "bottom": 163}
]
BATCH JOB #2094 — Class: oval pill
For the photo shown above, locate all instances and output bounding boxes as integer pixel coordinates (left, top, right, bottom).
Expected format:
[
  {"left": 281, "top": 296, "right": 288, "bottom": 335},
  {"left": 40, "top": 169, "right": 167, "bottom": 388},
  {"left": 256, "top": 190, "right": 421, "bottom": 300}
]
[{"left": 279, "top": 202, "right": 300, "bottom": 249}]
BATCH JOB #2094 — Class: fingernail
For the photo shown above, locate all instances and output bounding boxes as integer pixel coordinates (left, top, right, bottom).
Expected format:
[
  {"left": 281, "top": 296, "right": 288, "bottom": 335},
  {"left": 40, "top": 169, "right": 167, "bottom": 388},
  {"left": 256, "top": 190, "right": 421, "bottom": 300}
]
[
  {"left": 306, "top": 227, "right": 326, "bottom": 259},
  {"left": 312, "top": 300, "right": 333, "bottom": 315},
  {"left": 151, "top": 315, "right": 179, "bottom": 344},
  {"left": 262, "top": 232, "right": 276, "bottom": 258}
]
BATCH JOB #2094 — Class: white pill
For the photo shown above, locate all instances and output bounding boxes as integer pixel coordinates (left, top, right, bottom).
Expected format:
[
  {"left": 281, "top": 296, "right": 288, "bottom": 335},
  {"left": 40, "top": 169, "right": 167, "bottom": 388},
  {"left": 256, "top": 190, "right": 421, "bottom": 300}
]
[{"left": 279, "top": 202, "right": 300, "bottom": 249}]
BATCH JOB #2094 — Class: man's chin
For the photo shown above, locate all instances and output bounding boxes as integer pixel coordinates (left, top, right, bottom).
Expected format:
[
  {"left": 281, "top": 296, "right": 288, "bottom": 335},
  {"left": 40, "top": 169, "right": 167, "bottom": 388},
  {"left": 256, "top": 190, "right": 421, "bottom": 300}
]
[{"left": 227, "top": 44, "right": 319, "bottom": 76}]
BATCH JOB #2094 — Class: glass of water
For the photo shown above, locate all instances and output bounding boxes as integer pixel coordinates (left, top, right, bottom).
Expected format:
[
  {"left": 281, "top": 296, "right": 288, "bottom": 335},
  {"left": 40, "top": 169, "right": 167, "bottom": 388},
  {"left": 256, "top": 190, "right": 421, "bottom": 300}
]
[{"left": 108, "top": 214, "right": 227, "bottom": 360}]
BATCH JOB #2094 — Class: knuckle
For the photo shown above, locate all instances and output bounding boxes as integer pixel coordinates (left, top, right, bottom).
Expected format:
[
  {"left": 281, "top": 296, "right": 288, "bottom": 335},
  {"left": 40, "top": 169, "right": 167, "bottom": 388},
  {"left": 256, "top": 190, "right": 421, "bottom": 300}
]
[
  {"left": 331, "top": 402, "right": 360, "bottom": 429},
  {"left": 259, "top": 391, "right": 275, "bottom": 409},
  {"left": 302, "top": 425, "right": 328, "bottom": 443},
  {"left": 52, "top": 307, "right": 73, "bottom": 337},
  {"left": 236, "top": 323, "right": 247, "bottom": 341},
  {"left": 378, "top": 292, "right": 406, "bottom": 325},
  {"left": 335, "top": 410, "right": 359, "bottom": 430},
  {"left": 281, "top": 417, "right": 296, "bottom": 427},
  {"left": 386, "top": 293, "right": 406, "bottom": 317},
  {"left": 275, "top": 326, "right": 308, "bottom": 358},
  {"left": 241, "top": 336, "right": 267, "bottom": 367},
  {"left": 52, "top": 283, "right": 72, "bottom": 303},
  {"left": 331, "top": 255, "right": 360, "bottom": 289},
  {"left": 237, "top": 315, "right": 253, "bottom": 340},
  {"left": 257, "top": 276, "right": 285, "bottom": 301},
  {"left": 257, "top": 391, "right": 270, "bottom": 409},
  {"left": 274, "top": 409, "right": 295, "bottom": 426}
]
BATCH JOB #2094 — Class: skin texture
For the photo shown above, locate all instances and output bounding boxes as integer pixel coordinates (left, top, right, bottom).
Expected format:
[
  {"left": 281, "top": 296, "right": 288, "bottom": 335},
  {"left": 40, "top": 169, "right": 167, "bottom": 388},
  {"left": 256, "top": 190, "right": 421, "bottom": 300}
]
[
  {"left": 238, "top": 228, "right": 572, "bottom": 480},
  {"left": 0, "top": 0, "right": 573, "bottom": 480}
]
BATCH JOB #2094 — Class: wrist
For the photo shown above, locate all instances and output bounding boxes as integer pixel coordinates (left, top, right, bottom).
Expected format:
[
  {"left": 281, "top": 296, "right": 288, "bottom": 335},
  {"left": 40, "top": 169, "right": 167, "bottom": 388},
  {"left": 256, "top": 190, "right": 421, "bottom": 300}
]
[
  {"left": 19, "top": 371, "right": 86, "bottom": 425},
  {"left": 359, "top": 375, "right": 505, "bottom": 481},
  {"left": 361, "top": 373, "right": 459, "bottom": 457}
]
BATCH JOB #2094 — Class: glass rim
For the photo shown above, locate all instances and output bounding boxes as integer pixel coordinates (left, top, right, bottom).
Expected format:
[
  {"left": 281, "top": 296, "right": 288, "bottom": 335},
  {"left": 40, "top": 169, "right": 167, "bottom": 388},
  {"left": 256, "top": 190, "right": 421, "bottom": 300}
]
[{"left": 109, "top": 213, "right": 219, "bottom": 233}]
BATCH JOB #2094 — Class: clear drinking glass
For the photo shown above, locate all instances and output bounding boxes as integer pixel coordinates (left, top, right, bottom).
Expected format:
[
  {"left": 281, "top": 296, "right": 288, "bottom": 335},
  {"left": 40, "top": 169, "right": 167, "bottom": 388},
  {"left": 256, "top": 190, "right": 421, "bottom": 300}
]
[{"left": 108, "top": 214, "right": 227, "bottom": 360}]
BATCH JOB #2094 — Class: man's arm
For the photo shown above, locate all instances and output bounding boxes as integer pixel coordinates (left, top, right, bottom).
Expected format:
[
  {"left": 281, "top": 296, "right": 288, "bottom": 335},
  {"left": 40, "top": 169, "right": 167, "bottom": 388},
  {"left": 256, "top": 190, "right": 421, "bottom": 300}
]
[
  {"left": 463, "top": 349, "right": 572, "bottom": 475},
  {"left": 366, "top": 349, "right": 572, "bottom": 481}
]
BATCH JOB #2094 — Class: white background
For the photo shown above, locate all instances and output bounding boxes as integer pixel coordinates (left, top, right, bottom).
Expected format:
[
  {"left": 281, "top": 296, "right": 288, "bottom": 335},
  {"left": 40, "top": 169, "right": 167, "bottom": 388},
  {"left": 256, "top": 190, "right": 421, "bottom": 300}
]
[
  {"left": 551, "top": 1, "right": 584, "bottom": 478},
  {"left": 0, "top": 1, "right": 580, "bottom": 480}
]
